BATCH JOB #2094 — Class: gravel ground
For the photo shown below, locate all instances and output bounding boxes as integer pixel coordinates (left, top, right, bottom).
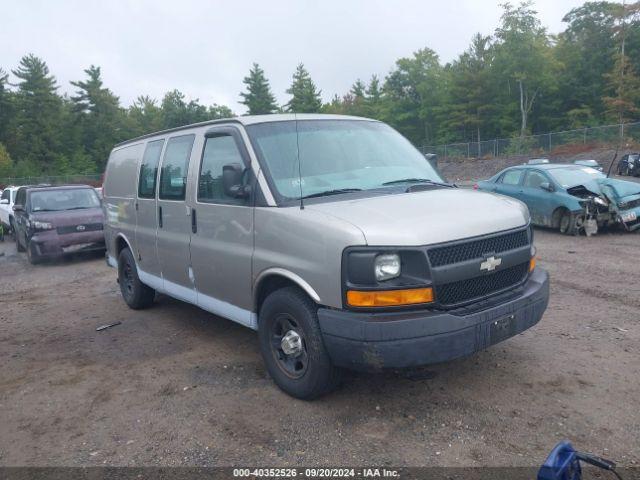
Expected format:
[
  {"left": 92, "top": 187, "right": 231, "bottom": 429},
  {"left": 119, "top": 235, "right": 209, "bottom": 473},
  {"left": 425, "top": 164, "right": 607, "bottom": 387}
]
[{"left": 0, "top": 222, "right": 638, "bottom": 468}]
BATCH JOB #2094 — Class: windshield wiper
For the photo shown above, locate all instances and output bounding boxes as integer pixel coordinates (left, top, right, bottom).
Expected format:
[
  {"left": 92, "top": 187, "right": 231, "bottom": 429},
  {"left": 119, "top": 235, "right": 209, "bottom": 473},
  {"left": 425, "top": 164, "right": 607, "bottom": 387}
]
[
  {"left": 301, "top": 188, "right": 363, "bottom": 199},
  {"left": 66, "top": 206, "right": 92, "bottom": 210},
  {"left": 382, "top": 178, "right": 453, "bottom": 188}
]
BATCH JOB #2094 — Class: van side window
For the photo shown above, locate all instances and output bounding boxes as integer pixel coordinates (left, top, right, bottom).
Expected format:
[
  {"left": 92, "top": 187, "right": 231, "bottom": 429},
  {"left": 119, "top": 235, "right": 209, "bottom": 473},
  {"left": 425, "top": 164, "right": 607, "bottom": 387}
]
[
  {"left": 1, "top": 190, "right": 9, "bottom": 201},
  {"left": 159, "top": 135, "right": 195, "bottom": 201},
  {"left": 138, "top": 139, "right": 164, "bottom": 198},
  {"left": 198, "top": 135, "right": 247, "bottom": 205}
]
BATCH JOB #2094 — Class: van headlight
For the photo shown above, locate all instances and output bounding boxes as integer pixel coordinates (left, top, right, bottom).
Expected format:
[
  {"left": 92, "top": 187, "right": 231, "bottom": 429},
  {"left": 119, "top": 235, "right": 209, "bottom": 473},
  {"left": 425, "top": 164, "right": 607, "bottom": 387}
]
[{"left": 374, "top": 253, "right": 401, "bottom": 281}]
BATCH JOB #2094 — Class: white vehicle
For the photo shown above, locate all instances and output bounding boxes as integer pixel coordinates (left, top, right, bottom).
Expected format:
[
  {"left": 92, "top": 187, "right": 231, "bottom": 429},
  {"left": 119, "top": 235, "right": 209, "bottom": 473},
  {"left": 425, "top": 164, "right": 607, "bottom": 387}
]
[{"left": 0, "top": 186, "right": 19, "bottom": 233}]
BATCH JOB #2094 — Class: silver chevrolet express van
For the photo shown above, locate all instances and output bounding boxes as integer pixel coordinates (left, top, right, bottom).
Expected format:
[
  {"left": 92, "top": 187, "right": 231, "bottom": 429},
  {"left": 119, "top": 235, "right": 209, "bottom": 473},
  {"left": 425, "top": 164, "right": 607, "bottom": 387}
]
[{"left": 103, "top": 114, "right": 549, "bottom": 399}]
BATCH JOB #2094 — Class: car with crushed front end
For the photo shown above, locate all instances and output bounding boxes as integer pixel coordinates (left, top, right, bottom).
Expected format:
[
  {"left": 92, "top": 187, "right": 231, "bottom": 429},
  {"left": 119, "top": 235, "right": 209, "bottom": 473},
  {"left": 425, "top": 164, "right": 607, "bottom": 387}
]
[
  {"left": 103, "top": 114, "right": 549, "bottom": 399},
  {"left": 476, "top": 164, "right": 640, "bottom": 235},
  {"left": 12, "top": 185, "right": 105, "bottom": 264}
]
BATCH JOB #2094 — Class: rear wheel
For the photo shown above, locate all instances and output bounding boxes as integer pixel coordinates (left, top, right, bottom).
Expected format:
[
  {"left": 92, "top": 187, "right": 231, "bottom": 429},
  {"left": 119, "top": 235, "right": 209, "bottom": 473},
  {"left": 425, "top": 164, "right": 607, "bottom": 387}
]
[
  {"left": 258, "top": 287, "right": 341, "bottom": 400},
  {"left": 118, "top": 247, "right": 155, "bottom": 309}
]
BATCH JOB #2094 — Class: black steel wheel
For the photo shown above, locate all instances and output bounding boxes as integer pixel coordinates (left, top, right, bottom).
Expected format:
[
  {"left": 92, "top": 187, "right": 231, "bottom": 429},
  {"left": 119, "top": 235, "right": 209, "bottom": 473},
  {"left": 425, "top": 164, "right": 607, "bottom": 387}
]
[
  {"left": 258, "top": 286, "right": 341, "bottom": 399},
  {"left": 117, "top": 247, "right": 155, "bottom": 309},
  {"left": 269, "top": 313, "right": 309, "bottom": 379}
]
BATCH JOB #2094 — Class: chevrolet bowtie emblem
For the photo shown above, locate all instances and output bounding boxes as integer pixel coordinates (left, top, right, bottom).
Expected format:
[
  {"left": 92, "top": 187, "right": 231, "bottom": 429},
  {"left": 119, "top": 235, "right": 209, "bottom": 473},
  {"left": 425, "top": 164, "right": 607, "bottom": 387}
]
[{"left": 480, "top": 256, "right": 502, "bottom": 272}]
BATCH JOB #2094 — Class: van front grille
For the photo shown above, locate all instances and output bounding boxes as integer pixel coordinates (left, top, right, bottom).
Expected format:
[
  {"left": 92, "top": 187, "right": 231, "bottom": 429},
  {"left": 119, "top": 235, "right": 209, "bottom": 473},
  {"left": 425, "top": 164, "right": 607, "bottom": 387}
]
[
  {"left": 427, "top": 229, "right": 529, "bottom": 267},
  {"left": 434, "top": 262, "right": 529, "bottom": 306}
]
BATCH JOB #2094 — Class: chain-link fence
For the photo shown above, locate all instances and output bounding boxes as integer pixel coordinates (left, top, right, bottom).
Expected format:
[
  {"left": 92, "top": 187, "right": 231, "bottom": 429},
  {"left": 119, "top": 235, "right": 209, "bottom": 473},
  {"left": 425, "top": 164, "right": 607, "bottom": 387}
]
[
  {"left": 423, "top": 122, "right": 640, "bottom": 159},
  {"left": 0, "top": 173, "right": 102, "bottom": 188}
]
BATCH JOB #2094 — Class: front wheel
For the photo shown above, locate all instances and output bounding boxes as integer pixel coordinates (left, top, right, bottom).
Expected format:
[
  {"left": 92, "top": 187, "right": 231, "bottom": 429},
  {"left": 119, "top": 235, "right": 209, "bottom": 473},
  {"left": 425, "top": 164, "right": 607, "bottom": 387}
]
[
  {"left": 258, "top": 287, "right": 341, "bottom": 400},
  {"left": 26, "top": 241, "right": 42, "bottom": 264},
  {"left": 559, "top": 210, "right": 578, "bottom": 235},
  {"left": 16, "top": 231, "right": 25, "bottom": 252},
  {"left": 118, "top": 247, "right": 155, "bottom": 309}
]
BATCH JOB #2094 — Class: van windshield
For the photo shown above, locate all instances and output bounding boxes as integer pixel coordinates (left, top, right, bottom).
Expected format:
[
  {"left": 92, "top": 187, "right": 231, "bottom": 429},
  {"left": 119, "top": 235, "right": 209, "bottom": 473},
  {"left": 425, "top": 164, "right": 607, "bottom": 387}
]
[
  {"left": 246, "top": 120, "right": 443, "bottom": 200},
  {"left": 29, "top": 189, "right": 101, "bottom": 212}
]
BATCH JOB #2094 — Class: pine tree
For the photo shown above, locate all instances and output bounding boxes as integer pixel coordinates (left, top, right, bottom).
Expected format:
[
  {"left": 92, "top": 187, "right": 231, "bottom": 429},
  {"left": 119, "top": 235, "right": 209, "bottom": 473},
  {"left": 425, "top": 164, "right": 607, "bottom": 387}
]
[
  {"left": 285, "top": 64, "right": 322, "bottom": 113},
  {"left": 71, "top": 65, "right": 123, "bottom": 170},
  {"left": 0, "top": 68, "right": 12, "bottom": 145},
  {"left": 11, "top": 54, "right": 63, "bottom": 173},
  {"left": 239, "top": 63, "right": 278, "bottom": 115}
]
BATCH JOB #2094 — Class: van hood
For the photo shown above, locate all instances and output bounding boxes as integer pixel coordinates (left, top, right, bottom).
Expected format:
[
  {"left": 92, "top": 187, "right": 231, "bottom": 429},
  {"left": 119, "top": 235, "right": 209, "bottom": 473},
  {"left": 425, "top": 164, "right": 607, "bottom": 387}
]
[{"left": 306, "top": 189, "right": 529, "bottom": 246}]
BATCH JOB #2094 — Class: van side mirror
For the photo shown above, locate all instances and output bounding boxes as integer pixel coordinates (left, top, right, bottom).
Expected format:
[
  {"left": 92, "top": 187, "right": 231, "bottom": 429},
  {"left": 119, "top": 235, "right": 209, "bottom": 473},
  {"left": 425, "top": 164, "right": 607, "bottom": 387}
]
[
  {"left": 222, "top": 163, "right": 251, "bottom": 198},
  {"left": 12, "top": 204, "right": 24, "bottom": 212},
  {"left": 540, "top": 182, "right": 554, "bottom": 192}
]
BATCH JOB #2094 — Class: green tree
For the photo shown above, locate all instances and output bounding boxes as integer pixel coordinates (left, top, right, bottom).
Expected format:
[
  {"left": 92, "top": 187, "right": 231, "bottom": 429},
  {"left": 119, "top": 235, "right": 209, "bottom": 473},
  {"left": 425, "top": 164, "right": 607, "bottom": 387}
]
[
  {"left": 493, "top": 2, "right": 559, "bottom": 136},
  {"left": 0, "top": 68, "right": 13, "bottom": 145},
  {"left": 71, "top": 65, "right": 124, "bottom": 171},
  {"left": 239, "top": 63, "right": 278, "bottom": 114},
  {"left": 285, "top": 64, "right": 322, "bottom": 113},
  {"left": 11, "top": 54, "right": 63, "bottom": 173},
  {"left": 208, "top": 104, "right": 234, "bottom": 119},
  {"left": 0, "top": 142, "right": 13, "bottom": 178},
  {"left": 444, "top": 34, "right": 495, "bottom": 144},
  {"left": 602, "top": 52, "right": 640, "bottom": 123},
  {"left": 382, "top": 48, "right": 445, "bottom": 145},
  {"left": 128, "top": 95, "right": 164, "bottom": 136},
  {"left": 161, "top": 89, "right": 209, "bottom": 128},
  {"left": 555, "top": 2, "right": 619, "bottom": 124}
]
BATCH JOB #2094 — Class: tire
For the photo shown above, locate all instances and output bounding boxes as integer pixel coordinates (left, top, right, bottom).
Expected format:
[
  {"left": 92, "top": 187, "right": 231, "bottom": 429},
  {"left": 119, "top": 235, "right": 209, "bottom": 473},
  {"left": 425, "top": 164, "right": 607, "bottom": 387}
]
[
  {"left": 26, "top": 241, "right": 42, "bottom": 265},
  {"left": 118, "top": 247, "right": 155, "bottom": 309},
  {"left": 559, "top": 210, "right": 578, "bottom": 235},
  {"left": 16, "top": 231, "right": 25, "bottom": 252},
  {"left": 258, "top": 286, "right": 341, "bottom": 400}
]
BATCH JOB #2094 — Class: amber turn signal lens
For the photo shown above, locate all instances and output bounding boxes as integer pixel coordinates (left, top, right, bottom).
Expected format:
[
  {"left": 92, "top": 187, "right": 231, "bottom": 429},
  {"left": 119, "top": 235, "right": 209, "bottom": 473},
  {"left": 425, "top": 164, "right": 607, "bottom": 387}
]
[
  {"left": 529, "top": 256, "right": 536, "bottom": 272},
  {"left": 347, "top": 287, "right": 434, "bottom": 307}
]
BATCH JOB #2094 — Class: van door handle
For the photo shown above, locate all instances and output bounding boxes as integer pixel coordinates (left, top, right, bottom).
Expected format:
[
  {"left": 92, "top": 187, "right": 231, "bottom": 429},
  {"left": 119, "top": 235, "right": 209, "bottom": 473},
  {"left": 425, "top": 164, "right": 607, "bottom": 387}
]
[
  {"left": 158, "top": 206, "right": 163, "bottom": 228},
  {"left": 191, "top": 208, "right": 197, "bottom": 234}
]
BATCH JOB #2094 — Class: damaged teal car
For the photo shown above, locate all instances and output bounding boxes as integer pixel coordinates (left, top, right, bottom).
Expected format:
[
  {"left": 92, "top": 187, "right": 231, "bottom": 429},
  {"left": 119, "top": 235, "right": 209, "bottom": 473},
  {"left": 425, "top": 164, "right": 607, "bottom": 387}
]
[{"left": 476, "top": 164, "right": 640, "bottom": 235}]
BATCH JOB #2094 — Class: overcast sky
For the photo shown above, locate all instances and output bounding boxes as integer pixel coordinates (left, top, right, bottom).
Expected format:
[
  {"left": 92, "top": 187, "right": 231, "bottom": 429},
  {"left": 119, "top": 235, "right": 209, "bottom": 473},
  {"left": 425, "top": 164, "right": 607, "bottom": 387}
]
[{"left": 2, "top": 0, "right": 588, "bottom": 113}]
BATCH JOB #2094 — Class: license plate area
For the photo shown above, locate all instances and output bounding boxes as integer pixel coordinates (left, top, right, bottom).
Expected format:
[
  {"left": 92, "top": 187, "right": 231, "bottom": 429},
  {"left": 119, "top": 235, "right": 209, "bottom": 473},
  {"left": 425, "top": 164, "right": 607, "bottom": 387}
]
[
  {"left": 62, "top": 243, "right": 94, "bottom": 253},
  {"left": 489, "top": 313, "right": 517, "bottom": 344},
  {"left": 621, "top": 211, "right": 637, "bottom": 223}
]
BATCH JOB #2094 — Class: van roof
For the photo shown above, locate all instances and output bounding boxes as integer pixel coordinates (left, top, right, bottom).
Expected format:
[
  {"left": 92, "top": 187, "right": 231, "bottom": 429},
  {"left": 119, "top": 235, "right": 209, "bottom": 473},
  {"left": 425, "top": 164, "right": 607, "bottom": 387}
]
[{"left": 114, "top": 113, "right": 377, "bottom": 148}]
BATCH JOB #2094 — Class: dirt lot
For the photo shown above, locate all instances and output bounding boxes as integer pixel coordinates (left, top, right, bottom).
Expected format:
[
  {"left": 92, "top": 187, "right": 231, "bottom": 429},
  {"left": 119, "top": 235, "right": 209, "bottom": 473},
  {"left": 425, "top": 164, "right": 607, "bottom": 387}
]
[{"left": 0, "top": 224, "right": 638, "bottom": 468}]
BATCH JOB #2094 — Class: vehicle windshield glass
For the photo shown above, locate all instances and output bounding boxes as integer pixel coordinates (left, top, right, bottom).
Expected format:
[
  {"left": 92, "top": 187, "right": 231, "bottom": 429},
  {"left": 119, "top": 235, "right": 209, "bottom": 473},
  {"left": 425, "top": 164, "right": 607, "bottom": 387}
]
[
  {"left": 246, "top": 120, "right": 443, "bottom": 200},
  {"left": 29, "top": 189, "right": 100, "bottom": 212},
  {"left": 548, "top": 167, "right": 605, "bottom": 188}
]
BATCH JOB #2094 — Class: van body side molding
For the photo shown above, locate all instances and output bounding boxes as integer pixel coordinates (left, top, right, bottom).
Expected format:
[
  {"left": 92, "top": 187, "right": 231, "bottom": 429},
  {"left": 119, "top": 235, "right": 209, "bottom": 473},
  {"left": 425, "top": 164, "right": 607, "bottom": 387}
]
[{"left": 136, "top": 268, "right": 257, "bottom": 330}]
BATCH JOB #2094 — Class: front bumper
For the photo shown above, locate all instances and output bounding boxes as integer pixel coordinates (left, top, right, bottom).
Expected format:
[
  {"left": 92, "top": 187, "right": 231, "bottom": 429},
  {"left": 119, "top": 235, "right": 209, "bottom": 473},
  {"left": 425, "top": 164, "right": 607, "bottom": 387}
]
[
  {"left": 318, "top": 267, "right": 549, "bottom": 370},
  {"left": 30, "top": 230, "right": 106, "bottom": 258},
  {"left": 619, "top": 206, "right": 640, "bottom": 231}
]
